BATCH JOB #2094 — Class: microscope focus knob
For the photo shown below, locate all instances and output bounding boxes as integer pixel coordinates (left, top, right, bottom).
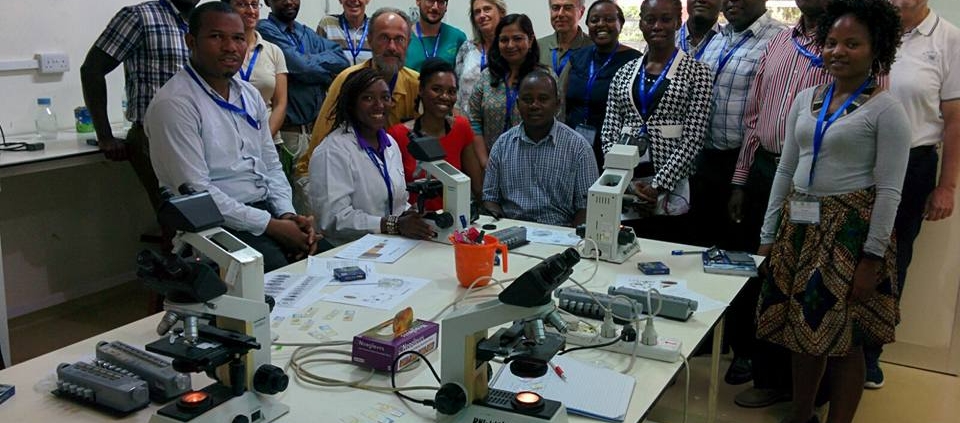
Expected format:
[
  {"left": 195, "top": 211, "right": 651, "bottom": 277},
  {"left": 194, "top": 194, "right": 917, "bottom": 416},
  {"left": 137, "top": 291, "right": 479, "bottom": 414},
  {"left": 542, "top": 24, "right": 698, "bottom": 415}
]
[
  {"left": 253, "top": 364, "right": 289, "bottom": 395},
  {"left": 434, "top": 382, "right": 467, "bottom": 415}
]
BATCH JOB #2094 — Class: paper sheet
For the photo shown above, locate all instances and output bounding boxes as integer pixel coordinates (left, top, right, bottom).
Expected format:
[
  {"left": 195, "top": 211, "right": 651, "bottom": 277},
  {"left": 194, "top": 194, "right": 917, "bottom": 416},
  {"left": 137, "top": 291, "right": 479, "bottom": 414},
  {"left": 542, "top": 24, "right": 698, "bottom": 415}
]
[
  {"left": 305, "top": 256, "right": 377, "bottom": 277},
  {"left": 265, "top": 272, "right": 333, "bottom": 318},
  {"left": 334, "top": 235, "right": 420, "bottom": 263},
  {"left": 612, "top": 275, "right": 728, "bottom": 314},
  {"left": 490, "top": 355, "right": 635, "bottom": 422},
  {"left": 525, "top": 227, "right": 582, "bottom": 246},
  {"left": 322, "top": 274, "right": 431, "bottom": 311}
]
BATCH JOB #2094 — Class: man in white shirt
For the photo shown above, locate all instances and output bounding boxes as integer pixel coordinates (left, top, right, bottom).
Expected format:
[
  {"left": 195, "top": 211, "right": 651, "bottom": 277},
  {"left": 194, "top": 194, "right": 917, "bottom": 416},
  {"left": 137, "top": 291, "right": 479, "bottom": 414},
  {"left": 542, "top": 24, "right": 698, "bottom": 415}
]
[
  {"left": 146, "top": 2, "right": 322, "bottom": 271},
  {"left": 866, "top": 0, "right": 960, "bottom": 389}
]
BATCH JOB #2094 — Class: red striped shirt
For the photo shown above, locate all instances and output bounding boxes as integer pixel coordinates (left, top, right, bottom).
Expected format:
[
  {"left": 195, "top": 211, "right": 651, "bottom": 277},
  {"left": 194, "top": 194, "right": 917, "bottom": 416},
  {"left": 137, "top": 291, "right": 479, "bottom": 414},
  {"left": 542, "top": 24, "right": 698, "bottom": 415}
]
[{"left": 732, "top": 23, "right": 831, "bottom": 185}]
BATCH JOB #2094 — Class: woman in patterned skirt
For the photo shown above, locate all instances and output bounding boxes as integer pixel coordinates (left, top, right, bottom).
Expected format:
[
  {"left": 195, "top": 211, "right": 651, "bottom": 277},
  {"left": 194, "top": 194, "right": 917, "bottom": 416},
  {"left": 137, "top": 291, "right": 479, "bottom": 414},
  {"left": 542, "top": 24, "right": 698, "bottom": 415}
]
[{"left": 755, "top": 1, "right": 909, "bottom": 422}]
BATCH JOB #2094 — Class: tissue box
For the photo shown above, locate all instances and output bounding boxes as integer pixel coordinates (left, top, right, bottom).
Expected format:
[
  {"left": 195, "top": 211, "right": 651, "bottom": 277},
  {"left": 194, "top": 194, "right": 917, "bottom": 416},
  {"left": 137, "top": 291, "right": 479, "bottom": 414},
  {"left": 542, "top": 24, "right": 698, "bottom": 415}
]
[{"left": 352, "top": 319, "right": 439, "bottom": 372}]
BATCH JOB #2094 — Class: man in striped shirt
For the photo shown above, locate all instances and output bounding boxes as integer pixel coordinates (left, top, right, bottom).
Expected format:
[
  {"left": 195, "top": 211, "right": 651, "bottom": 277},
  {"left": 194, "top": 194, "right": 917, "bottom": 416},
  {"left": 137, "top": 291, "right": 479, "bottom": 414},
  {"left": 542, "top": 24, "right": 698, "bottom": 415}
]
[
  {"left": 81, "top": 0, "right": 200, "bottom": 211},
  {"left": 723, "top": 0, "right": 830, "bottom": 409}
]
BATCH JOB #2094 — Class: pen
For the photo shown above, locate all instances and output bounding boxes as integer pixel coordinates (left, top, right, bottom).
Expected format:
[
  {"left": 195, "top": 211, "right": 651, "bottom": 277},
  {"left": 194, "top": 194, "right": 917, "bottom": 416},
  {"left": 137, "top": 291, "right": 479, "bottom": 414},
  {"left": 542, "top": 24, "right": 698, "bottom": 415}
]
[
  {"left": 459, "top": 214, "right": 468, "bottom": 229},
  {"left": 549, "top": 361, "right": 567, "bottom": 381},
  {"left": 671, "top": 249, "right": 704, "bottom": 255}
]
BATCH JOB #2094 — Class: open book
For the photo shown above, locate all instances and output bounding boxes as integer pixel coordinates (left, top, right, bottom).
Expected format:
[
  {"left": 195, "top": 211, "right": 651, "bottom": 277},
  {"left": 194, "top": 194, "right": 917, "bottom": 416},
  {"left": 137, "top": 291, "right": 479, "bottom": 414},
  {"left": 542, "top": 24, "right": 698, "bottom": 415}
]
[{"left": 490, "top": 355, "right": 635, "bottom": 422}]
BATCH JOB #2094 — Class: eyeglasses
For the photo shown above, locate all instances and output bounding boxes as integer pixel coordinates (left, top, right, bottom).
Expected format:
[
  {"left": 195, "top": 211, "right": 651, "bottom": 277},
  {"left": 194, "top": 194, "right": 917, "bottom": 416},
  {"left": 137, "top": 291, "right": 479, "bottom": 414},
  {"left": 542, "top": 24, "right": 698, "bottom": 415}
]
[
  {"left": 234, "top": 1, "right": 263, "bottom": 10},
  {"left": 423, "top": 0, "right": 449, "bottom": 6},
  {"left": 376, "top": 34, "right": 408, "bottom": 46}
]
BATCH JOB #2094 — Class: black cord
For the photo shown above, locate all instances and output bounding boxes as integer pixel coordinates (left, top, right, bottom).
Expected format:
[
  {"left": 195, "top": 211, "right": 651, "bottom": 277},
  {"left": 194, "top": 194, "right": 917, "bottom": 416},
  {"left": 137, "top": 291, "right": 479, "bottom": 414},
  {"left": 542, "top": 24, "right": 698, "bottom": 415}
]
[
  {"left": 390, "top": 350, "right": 441, "bottom": 407},
  {"left": 0, "top": 122, "right": 39, "bottom": 152},
  {"left": 558, "top": 331, "right": 627, "bottom": 355}
]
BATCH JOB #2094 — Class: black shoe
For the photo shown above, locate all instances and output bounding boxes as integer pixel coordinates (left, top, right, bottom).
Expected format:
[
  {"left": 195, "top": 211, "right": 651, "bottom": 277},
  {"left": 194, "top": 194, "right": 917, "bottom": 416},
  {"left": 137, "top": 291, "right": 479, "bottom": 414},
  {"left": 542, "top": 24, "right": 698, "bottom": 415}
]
[{"left": 724, "top": 356, "right": 753, "bottom": 385}]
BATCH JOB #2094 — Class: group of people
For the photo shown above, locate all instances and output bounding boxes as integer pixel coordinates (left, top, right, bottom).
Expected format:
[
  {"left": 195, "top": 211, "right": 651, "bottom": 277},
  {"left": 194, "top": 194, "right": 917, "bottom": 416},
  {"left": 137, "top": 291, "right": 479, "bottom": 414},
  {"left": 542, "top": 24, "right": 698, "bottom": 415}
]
[{"left": 79, "top": 1, "right": 958, "bottom": 423}]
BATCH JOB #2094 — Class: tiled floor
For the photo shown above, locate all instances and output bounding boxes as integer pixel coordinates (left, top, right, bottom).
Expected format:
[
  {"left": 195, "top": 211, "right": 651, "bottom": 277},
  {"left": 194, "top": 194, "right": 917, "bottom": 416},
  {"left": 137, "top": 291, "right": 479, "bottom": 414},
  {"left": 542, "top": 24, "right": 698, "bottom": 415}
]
[{"left": 7, "top": 282, "right": 959, "bottom": 422}]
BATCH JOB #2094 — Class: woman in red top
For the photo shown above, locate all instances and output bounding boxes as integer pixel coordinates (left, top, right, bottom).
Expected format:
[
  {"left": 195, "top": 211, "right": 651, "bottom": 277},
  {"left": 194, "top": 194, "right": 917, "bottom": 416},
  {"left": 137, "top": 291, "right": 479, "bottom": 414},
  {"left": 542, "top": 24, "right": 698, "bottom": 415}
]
[{"left": 387, "top": 58, "right": 483, "bottom": 211}]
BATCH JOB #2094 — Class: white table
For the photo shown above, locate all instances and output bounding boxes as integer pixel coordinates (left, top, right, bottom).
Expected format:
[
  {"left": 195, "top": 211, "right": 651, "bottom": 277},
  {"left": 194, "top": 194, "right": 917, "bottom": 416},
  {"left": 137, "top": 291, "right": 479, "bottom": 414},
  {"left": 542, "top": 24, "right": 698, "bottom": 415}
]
[{"left": 0, "top": 219, "right": 748, "bottom": 422}]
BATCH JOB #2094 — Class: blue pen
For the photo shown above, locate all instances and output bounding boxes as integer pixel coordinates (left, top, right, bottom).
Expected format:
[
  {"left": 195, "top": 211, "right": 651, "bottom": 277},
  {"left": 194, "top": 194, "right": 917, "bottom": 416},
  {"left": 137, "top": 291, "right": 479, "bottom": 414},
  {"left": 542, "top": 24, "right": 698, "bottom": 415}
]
[
  {"left": 671, "top": 249, "right": 703, "bottom": 255},
  {"left": 459, "top": 214, "right": 468, "bottom": 229}
]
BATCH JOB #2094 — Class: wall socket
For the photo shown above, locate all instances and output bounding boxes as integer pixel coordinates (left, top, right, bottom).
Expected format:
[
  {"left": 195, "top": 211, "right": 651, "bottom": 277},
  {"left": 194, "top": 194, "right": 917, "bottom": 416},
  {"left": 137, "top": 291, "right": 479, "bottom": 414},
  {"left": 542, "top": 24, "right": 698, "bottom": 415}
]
[{"left": 37, "top": 52, "right": 70, "bottom": 74}]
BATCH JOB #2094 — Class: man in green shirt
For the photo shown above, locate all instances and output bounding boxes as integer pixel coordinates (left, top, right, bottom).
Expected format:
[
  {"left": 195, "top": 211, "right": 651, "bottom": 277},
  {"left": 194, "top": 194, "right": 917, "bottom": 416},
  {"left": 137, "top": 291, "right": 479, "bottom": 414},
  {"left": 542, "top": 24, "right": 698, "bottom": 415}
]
[
  {"left": 537, "top": 0, "right": 592, "bottom": 75},
  {"left": 404, "top": 0, "right": 467, "bottom": 71}
]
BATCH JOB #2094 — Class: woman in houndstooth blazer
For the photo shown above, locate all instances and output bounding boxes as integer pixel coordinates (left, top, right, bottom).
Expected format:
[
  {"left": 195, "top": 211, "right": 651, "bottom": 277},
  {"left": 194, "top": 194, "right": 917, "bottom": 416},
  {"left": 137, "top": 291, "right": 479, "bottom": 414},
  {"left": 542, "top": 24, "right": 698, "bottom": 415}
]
[{"left": 599, "top": 0, "right": 712, "bottom": 242}]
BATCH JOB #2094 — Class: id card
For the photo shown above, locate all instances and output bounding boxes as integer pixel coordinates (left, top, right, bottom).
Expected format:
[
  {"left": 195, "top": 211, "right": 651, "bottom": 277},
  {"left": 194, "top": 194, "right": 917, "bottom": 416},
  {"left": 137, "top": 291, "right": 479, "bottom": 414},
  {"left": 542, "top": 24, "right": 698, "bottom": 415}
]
[
  {"left": 575, "top": 124, "right": 597, "bottom": 143},
  {"left": 789, "top": 196, "right": 820, "bottom": 224}
]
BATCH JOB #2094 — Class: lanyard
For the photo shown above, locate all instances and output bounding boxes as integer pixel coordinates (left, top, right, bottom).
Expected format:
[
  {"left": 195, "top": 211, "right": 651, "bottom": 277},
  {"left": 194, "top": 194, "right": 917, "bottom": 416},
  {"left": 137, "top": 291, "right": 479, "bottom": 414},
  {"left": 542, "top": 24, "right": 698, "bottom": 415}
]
[
  {"left": 480, "top": 44, "right": 487, "bottom": 71},
  {"left": 416, "top": 22, "right": 442, "bottom": 59},
  {"left": 809, "top": 77, "right": 873, "bottom": 186},
  {"left": 239, "top": 45, "right": 262, "bottom": 82},
  {"left": 680, "top": 24, "right": 713, "bottom": 61},
  {"left": 637, "top": 49, "right": 678, "bottom": 132},
  {"left": 552, "top": 48, "right": 572, "bottom": 75},
  {"left": 185, "top": 66, "right": 261, "bottom": 130},
  {"left": 583, "top": 44, "right": 619, "bottom": 117},
  {"left": 356, "top": 128, "right": 394, "bottom": 215},
  {"left": 714, "top": 33, "right": 752, "bottom": 83},
  {"left": 273, "top": 19, "right": 304, "bottom": 54},
  {"left": 160, "top": 0, "right": 188, "bottom": 34},
  {"left": 503, "top": 74, "right": 518, "bottom": 133},
  {"left": 791, "top": 35, "right": 823, "bottom": 68},
  {"left": 340, "top": 15, "right": 369, "bottom": 64}
]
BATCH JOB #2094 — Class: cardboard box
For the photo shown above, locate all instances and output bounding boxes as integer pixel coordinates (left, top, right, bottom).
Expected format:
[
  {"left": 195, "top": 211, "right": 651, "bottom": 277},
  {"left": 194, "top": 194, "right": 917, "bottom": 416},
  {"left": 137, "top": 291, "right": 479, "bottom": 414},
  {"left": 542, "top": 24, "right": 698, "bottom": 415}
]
[{"left": 352, "top": 319, "right": 439, "bottom": 372}]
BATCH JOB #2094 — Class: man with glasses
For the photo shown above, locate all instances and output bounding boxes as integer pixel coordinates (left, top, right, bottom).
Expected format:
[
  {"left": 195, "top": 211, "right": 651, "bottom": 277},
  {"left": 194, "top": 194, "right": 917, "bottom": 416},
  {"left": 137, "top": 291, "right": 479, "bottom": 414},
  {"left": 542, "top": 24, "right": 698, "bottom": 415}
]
[
  {"left": 294, "top": 8, "right": 421, "bottom": 203},
  {"left": 258, "top": 0, "right": 350, "bottom": 160},
  {"left": 537, "top": 0, "right": 592, "bottom": 75},
  {"left": 405, "top": 0, "right": 467, "bottom": 71}
]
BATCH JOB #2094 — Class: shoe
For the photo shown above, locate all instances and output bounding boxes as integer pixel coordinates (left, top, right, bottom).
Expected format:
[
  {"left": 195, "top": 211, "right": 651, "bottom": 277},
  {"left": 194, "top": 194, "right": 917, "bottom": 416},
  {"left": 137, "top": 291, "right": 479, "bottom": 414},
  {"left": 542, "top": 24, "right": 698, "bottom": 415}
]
[
  {"left": 735, "top": 387, "right": 789, "bottom": 408},
  {"left": 724, "top": 356, "right": 753, "bottom": 385},
  {"left": 864, "top": 363, "right": 885, "bottom": 389}
]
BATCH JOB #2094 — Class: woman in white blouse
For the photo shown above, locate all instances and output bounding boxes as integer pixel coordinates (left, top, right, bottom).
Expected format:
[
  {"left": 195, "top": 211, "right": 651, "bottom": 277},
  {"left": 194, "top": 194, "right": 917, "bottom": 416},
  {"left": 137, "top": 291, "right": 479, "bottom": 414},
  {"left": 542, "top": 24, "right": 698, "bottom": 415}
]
[
  {"left": 308, "top": 68, "right": 434, "bottom": 246},
  {"left": 454, "top": 0, "right": 506, "bottom": 117}
]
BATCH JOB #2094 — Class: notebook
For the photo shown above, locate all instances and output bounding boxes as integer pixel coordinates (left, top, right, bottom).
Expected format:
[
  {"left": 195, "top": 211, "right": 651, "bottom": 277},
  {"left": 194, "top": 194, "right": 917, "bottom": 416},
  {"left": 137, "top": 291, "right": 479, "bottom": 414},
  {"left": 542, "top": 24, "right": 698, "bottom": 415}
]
[{"left": 489, "top": 355, "right": 635, "bottom": 422}]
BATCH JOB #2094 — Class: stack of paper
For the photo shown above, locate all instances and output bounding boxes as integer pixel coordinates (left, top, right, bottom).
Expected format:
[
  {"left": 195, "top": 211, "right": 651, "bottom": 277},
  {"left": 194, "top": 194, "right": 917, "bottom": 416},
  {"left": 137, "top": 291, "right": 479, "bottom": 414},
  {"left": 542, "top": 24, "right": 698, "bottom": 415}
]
[{"left": 490, "top": 355, "right": 635, "bottom": 422}]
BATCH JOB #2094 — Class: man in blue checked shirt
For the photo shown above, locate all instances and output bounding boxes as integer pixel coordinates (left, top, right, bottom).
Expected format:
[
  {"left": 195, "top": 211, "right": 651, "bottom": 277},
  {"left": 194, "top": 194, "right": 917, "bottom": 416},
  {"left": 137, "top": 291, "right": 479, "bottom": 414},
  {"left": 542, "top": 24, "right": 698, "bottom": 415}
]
[
  {"left": 483, "top": 70, "right": 599, "bottom": 227},
  {"left": 259, "top": 0, "right": 350, "bottom": 141}
]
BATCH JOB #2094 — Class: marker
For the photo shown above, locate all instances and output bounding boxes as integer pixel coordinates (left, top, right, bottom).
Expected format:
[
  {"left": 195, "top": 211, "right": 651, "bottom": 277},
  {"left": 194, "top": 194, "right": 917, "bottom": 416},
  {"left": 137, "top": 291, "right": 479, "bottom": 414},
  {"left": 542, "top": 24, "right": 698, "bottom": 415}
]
[
  {"left": 549, "top": 361, "right": 567, "bottom": 381},
  {"left": 459, "top": 214, "right": 468, "bottom": 229},
  {"left": 671, "top": 249, "right": 704, "bottom": 256}
]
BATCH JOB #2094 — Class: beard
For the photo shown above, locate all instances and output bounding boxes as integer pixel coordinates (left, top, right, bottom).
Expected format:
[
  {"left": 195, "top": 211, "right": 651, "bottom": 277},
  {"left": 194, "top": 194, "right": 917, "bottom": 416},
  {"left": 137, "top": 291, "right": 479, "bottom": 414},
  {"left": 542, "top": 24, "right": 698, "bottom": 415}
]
[{"left": 372, "top": 56, "right": 401, "bottom": 79}]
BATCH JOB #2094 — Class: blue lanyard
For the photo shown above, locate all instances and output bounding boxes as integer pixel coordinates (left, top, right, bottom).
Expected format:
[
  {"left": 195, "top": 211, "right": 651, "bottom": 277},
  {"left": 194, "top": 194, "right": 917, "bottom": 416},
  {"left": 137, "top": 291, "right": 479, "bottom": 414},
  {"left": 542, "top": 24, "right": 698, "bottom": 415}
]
[
  {"left": 504, "top": 74, "right": 518, "bottom": 133},
  {"left": 714, "top": 33, "right": 752, "bottom": 83},
  {"left": 185, "top": 66, "right": 261, "bottom": 131},
  {"left": 273, "top": 19, "right": 304, "bottom": 54},
  {"left": 160, "top": 0, "right": 188, "bottom": 34},
  {"left": 356, "top": 128, "right": 394, "bottom": 215},
  {"left": 415, "top": 22, "right": 442, "bottom": 59},
  {"left": 340, "top": 15, "right": 369, "bottom": 64},
  {"left": 809, "top": 77, "right": 873, "bottom": 186},
  {"left": 239, "top": 45, "right": 262, "bottom": 82},
  {"left": 791, "top": 36, "right": 823, "bottom": 69},
  {"left": 638, "top": 50, "right": 678, "bottom": 133},
  {"left": 480, "top": 45, "right": 487, "bottom": 71},
  {"left": 583, "top": 44, "right": 619, "bottom": 118},
  {"left": 680, "top": 24, "right": 713, "bottom": 61},
  {"left": 552, "top": 48, "right": 572, "bottom": 75}
]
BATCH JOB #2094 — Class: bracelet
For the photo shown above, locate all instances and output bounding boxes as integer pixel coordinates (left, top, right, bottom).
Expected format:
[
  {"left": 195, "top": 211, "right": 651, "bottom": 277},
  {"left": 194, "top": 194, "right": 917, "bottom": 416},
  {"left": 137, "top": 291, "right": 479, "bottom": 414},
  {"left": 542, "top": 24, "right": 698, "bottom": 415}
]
[{"left": 385, "top": 215, "right": 400, "bottom": 235}]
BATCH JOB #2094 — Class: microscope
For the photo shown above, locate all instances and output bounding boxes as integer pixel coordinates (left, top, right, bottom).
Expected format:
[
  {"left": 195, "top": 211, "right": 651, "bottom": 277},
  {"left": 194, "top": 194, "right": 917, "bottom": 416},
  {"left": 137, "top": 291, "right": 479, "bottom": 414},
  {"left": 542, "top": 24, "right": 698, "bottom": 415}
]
[
  {"left": 434, "top": 248, "right": 581, "bottom": 423},
  {"left": 578, "top": 127, "right": 644, "bottom": 263},
  {"left": 137, "top": 188, "right": 289, "bottom": 423},
  {"left": 405, "top": 135, "right": 472, "bottom": 243}
]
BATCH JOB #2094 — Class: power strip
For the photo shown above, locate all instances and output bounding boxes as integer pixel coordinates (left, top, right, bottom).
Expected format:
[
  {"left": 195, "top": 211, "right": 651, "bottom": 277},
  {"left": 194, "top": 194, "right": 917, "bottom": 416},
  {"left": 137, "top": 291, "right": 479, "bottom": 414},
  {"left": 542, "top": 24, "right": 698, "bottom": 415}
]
[{"left": 556, "top": 322, "right": 682, "bottom": 363}]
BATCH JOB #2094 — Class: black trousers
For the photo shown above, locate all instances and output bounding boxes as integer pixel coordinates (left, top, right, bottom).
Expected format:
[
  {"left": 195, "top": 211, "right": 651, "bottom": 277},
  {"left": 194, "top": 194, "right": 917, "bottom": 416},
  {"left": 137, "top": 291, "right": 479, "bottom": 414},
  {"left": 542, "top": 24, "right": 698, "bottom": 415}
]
[
  {"left": 127, "top": 123, "right": 163, "bottom": 211},
  {"left": 229, "top": 201, "right": 333, "bottom": 272},
  {"left": 689, "top": 148, "right": 745, "bottom": 249},
  {"left": 865, "top": 145, "right": 938, "bottom": 364}
]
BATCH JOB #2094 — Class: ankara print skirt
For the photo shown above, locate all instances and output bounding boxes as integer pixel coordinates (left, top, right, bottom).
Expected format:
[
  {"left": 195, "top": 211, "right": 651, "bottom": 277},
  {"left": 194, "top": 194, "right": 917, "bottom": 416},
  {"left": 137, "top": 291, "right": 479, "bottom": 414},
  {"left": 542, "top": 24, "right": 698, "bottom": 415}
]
[{"left": 756, "top": 188, "right": 900, "bottom": 357}]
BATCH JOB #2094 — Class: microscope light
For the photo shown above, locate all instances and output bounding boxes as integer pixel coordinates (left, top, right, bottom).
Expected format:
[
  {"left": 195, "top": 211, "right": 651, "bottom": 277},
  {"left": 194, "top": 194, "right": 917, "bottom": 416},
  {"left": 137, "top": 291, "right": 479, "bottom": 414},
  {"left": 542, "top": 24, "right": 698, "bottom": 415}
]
[
  {"left": 512, "top": 391, "right": 545, "bottom": 412},
  {"left": 177, "top": 390, "right": 210, "bottom": 409}
]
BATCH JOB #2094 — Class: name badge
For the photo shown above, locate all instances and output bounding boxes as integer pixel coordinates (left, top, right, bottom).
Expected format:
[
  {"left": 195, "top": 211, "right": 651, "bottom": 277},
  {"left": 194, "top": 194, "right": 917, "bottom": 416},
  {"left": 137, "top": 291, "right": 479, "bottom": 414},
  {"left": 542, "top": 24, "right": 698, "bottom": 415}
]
[
  {"left": 790, "top": 196, "right": 820, "bottom": 224},
  {"left": 575, "top": 124, "right": 597, "bottom": 143}
]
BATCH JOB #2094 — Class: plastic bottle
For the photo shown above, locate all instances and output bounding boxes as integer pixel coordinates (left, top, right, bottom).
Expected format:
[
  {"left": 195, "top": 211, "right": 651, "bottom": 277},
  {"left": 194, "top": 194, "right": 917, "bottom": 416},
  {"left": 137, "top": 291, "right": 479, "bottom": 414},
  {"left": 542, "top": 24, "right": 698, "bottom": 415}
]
[
  {"left": 121, "top": 98, "right": 132, "bottom": 131},
  {"left": 35, "top": 97, "right": 58, "bottom": 141}
]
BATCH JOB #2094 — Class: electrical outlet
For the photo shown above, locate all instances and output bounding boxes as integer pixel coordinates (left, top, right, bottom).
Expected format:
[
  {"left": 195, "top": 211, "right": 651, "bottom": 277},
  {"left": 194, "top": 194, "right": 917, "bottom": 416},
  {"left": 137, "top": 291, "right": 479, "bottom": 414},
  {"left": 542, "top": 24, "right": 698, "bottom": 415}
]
[{"left": 38, "top": 52, "right": 70, "bottom": 74}]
